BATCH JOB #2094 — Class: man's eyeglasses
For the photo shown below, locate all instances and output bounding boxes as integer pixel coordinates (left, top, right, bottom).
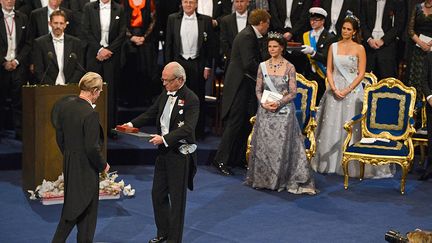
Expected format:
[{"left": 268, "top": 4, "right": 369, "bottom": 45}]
[{"left": 161, "top": 77, "right": 178, "bottom": 83}]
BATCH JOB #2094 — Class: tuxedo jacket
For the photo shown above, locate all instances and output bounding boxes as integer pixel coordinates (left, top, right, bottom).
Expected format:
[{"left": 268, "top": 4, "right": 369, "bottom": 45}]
[
  {"left": 32, "top": 34, "right": 84, "bottom": 84},
  {"left": 320, "top": 0, "right": 360, "bottom": 35},
  {"left": 220, "top": 12, "right": 249, "bottom": 62},
  {"left": 210, "top": 0, "right": 232, "bottom": 24},
  {"left": 165, "top": 11, "right": 214, "bottom": 68},
  {"left": 221, "top": 25, "right": 268, "bottom": 119},
  {"left": 27, "top": 6, "right": 76, "bottom": 44},
  {"left": 269, "top": 0, "right": 312, "bottom": 39},
  {"left": 131, "top": 85, "right": 199, "bottom": 190},
  {"left": 0, "top": 10, "right": 30, "bottom": 66},
  {"left": 360, "top": 0, "right": 405, "bottom": 46},
  {"left": 81, "top": 0, "right": 126, "bottom": 66},
  {"left": 53, "top": 96, "right": 106, "bottom": 220},
  {"left": 14, "top": 0, "right": 33, "bottom": 16}
]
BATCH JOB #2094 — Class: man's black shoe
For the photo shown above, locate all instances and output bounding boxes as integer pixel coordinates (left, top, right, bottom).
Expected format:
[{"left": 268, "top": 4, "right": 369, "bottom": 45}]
[
  {"left": 148, "top": 236, "right": 167, "bottom": 243},
  {"left": 212, "top": 161, "right": 233, "bottom": 176},
  {"left": 418, "top": 172, "right": 431, "bottom": 181}
]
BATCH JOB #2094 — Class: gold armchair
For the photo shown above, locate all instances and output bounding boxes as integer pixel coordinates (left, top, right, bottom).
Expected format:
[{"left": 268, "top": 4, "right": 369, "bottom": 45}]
[{"left": 342, "top": 78, "right": 417, "bottom": 194}]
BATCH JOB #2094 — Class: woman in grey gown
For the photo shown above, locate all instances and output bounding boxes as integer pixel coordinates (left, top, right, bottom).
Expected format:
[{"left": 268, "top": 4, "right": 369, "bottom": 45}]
[
  {"left": 311, "top": 16, "right": 394, "bottom": 178},
  {"left": 245, "top": 33, "right": 317, "bottom": 195}
]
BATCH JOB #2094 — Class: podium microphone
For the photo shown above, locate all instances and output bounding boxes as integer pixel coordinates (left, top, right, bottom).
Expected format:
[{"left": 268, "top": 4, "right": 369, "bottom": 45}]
[
  {"left": 40, "top": 51, "right": 54, "bottom": 84},
  {"left": 69, "top": 52, "right": 87, "bottom": 73}
]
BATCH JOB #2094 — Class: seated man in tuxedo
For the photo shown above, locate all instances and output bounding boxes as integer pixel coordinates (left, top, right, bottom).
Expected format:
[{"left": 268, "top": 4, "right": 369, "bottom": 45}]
[
  {"left": 32, "top": 10, "right": 84, "bottom": 85},
  {"left": 299, "top": 7, "right": 336, "bottom": 102}
]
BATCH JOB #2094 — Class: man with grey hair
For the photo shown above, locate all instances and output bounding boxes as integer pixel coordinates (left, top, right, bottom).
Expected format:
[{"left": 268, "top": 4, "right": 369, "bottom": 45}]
[
  {"left": 52, "top": 72, "right": 110, "bottom": 242},
  {"left": 124, "top": 62, "right": 200, "bottom": 243}
]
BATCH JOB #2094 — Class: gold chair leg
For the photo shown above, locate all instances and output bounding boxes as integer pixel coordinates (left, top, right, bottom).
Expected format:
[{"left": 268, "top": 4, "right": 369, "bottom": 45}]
[
  {"left": 359, "top": 162, "right": 365, "bottom": 181},
  {"left": 343, "top": 158, "right": 349, "bottom": 190},
  {"left": 400, "top": 165, "right": 408, "bottom": 195}
]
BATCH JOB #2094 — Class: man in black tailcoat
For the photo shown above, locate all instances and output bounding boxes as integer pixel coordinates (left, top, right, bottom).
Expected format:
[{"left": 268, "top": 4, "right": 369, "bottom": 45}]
[
  {"left": 27, "top": 0, "right": 76, "bottom": 41},
  {"left": 81, "top": 0, "right": 126, "bottom": 136},
  {"left": 220, "top": 0, "right": 250, "bottom": 68},
  {"left": 360, "top": 0, "right": 405, "bottom": 79},
  {"left": 124, "top": 62, "right": 199, "bottom": 243},
  {"left": 213, "top": 9, "right": 270, "bottom": 175},
  {"left": 32, "top": 10, "right": 83, "bottom": 85},
  {"left": 51, "top": 71, "right": 110, "bottom": 242},
  {"left": 0, "top": 0, "right": 30, "bottom": 140}
]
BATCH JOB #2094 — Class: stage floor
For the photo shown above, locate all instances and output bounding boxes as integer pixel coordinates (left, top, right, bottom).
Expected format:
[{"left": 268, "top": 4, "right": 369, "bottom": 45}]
[{"left": 0, "top": 165, "right": 431, "bottom": 243}]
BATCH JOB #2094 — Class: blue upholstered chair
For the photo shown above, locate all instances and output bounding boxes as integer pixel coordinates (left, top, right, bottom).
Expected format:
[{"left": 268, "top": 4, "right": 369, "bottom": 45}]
[
  {"left": 246, "top": 74, "right": 318, "bottom": 162},
  {"left": 294, "top": 73, "right": 318, "bottom": 160},
  {"left": 341, "top": 78, "right": 416, "bottom": 194},
  {"left": 361, "top": 72, "right": 378, "bottom": 88}
]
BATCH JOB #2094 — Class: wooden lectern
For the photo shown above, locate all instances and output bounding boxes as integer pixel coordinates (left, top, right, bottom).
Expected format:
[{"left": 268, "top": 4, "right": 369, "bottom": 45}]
[{"left": 22, "top": 84, "right": 107, "bottom": 191}]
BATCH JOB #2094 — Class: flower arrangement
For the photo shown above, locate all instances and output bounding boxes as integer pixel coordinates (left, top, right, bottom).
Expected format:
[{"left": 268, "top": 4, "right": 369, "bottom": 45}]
[{"left": 28, "top": 171, "right": 135, "bottom": 205}]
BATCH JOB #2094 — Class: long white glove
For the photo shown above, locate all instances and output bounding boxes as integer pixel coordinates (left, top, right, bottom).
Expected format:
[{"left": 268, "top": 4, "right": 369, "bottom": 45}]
[{"left": 301, "top": 45, "right": 315, "bottom": 55}]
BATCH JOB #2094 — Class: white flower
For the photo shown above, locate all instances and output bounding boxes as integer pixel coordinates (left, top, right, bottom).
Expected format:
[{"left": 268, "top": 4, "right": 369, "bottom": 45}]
[{"left": 178, "top": 121, "right": 185, "bottom": 127}]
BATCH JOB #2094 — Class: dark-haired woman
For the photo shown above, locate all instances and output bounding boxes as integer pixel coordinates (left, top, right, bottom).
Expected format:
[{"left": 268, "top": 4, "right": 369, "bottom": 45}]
[
  {"left": 245, "top": 33, "right": 317, "bottom": 195},
  {"left": 311, "top": 17, "right": 394, "bottom": 178}
]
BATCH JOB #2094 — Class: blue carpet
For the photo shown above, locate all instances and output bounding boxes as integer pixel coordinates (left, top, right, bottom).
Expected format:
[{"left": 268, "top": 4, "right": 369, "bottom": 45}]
[{"left": 1, "top": 165, "right": 431, "bottom": 243}]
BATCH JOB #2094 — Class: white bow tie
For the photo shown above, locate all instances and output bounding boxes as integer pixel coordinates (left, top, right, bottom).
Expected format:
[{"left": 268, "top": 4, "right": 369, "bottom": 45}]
[
  {"left": 100, "top": 4, "right": 110, "bottom": 9},
  {"left": 53, "top": 38, "right": 64, "bottom": 43},
  {"left": 4, "top": 12, "right": 14, "bottom": 18},
  {"left": 167, "top": 91, "right": 177, "bottom": 96}
]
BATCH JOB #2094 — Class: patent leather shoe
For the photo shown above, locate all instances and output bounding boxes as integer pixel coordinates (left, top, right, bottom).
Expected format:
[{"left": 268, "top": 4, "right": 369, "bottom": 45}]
[
  {"left": 418, "top": 172, "right": 432, "bottom": 181},
  {"left": 148, "top": 236, "right": 167, "bottom": 243},
  {"left": 212, "top": 161, "right": 233, "bottom": 176}
]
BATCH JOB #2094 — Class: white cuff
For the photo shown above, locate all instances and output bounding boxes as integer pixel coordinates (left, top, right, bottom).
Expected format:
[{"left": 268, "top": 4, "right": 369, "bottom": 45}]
[
  {"left": 162, "top": 136, "right": 168, "bottom": 147},
  {"left": 427, "top": 95, "right": 432, "bottom": 102}
]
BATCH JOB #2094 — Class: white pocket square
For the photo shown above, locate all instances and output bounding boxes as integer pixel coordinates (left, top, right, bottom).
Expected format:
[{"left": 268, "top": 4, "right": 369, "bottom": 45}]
[{"left": 115, "top": 16, "right": 120, "bottom": 19}]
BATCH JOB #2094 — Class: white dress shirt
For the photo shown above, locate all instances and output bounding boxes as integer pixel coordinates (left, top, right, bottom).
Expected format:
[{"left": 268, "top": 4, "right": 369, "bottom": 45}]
[
  {"left": 180, "top": 12, "right": 199, "bottom": 60},
  {"left": 372, "top": 0, "right": 386, "bottom": 40},
  {"left": 99, "top": 1, "right": 111, "bottom": 47},
  {"left": 236, "top": 11, "right": 247, "bottom": 33},
  {"left": 284, "top": 0, "right": 293, "bottom": 29},
  {"left": 197, "top": 0, "right": 213, "bottom": 17},
  {"left": 2, "top": 9, "right": 16, "bottom": 61},
  {"left": 329, "top": 0, "right": 344, "bottom": 34},
  {"left": 252, "top": 25, "right": 263, "bottom": 39},
  {"left": 311, "top": 27, "right": 324, "bottom": 42},
  {"left": 52, "top": 33, "right": 66, "bottom": 85}
]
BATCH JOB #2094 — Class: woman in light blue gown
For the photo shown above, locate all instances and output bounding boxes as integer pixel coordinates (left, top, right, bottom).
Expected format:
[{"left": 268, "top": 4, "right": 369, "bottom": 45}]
[{"left": 311, "top": 15, "right": 394, "bottom": 178}]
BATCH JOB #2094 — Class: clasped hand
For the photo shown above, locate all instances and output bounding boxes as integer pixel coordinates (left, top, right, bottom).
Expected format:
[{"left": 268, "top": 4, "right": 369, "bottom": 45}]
[
  {"left": 96, "top": 48, "right": 113, "bottom": 61},
  {"left": 262, "top": 101, "right": 279, "bottom": 112},
  {"left": 332, "top": 87, "right": 351, "bottom": 100}
]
